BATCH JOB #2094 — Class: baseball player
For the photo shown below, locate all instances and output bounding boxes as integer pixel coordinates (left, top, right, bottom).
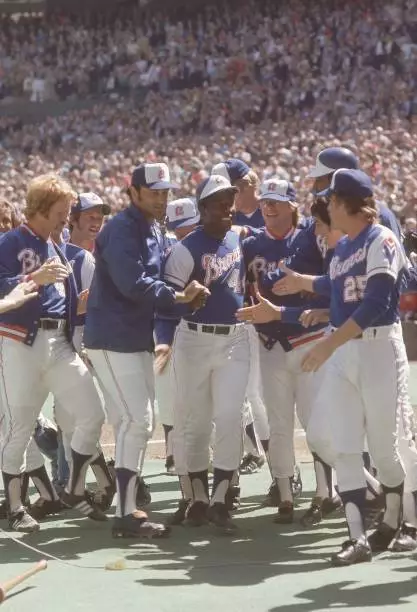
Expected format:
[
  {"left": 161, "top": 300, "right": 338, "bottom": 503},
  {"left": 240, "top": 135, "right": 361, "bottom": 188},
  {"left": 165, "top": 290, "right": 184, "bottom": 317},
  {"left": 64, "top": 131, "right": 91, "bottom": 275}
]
[
  {"left": 154, "top": 197, "right": 200, "bottom": 476},
  {"left": 211, "top": 159, "right": 270, "bottom": 479},
  {"left": 49, "top": 200, "right": 116, "bottom": 513},
  {"left": 0, "top": 174, "right": 109, "bottom": 532},
  {"left": 268, "top": 169, "right": 408, "bottom": 565},
  {"left": 84, "top": 162, "right": 208, "bottom": 539},
  {"left": 240, "top": 178, "right": 339, "bottom": 525},
  {"left": 69, "top": 192, "right": 109, "bottom": 252},
  {"left": 163, "top": 174, "right": 250, "bottom": 534}
]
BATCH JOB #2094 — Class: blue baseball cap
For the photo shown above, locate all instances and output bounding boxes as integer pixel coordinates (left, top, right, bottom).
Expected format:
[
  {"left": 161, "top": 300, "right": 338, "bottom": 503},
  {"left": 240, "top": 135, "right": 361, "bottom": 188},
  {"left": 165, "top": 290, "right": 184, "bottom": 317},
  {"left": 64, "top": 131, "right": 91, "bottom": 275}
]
[
  {"left": 196, "top": 175, "right": 238, "bottom": 205},
  {"left": 259, "top": 178, "right": 297, "bottom": 203},
  {"left": 211, "top": 158, "right": 250, "bottom": 183},
  {"left": 166, "top": 198, "right": 200, "bottom": 231},
  {"left": 308, "top": 147, "right": 359, "bottom": 178},
  {"left": 71, "top": 192, "right": 111, "bottom": 215},
  {"left": 131, "top": 162, "right": 178, "bottom": 190},
  {"left": 318, "top": 169, "right": 373, "bottom": 199}
]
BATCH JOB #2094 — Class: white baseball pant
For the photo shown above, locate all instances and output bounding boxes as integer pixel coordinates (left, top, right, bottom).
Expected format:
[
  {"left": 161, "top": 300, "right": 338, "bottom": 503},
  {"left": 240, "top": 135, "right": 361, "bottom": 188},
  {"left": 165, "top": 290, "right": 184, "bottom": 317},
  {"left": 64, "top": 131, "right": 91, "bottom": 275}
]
[
  {"left": 245, "top": 325, "right": 270, "bottom": 441},
  {"left": 87, "top": 350, "right": 155, "bottom": 472},
  {"left": 155, "top": 358, "right": 174, "bottom": 428},
  {"left": 0, "top": 330, "right": 104, "bottom": 475},
  {"left": 171, "top": 320, "right": 250, "bottom": 473},
  {"left": 259, "top": 335, "right": 325, "bottom": 478},
  {"left": 319, "top": 323, "right": 406, "bottom": 493}
]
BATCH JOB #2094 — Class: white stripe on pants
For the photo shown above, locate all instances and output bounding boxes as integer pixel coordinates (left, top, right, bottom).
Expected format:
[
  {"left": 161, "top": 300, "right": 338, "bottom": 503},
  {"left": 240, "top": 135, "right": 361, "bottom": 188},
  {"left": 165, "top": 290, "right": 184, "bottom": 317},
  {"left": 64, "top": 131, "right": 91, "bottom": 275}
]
[{"left": 87, "top": 349, "right": 155, "bottom": 472}]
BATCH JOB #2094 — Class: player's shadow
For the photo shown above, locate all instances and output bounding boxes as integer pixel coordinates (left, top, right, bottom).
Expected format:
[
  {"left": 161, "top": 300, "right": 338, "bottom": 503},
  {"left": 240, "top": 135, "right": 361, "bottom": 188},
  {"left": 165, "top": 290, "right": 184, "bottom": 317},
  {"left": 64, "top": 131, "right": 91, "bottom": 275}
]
[{"left": 268, "top": 574, "right": 417, "bottom": 611}]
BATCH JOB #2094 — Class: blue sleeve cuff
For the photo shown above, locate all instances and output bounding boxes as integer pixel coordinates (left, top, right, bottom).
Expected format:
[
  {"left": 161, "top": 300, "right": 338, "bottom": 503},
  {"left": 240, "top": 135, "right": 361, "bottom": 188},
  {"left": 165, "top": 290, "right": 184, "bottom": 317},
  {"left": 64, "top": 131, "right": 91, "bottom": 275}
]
[
  {"left": 313, "top": 275, "right": 331, "bottom": 297},
  {"left": 281, "top": 307, "right": 303, "bottom": 324},
  {"left": 154, "top": 318, "right": 178, "bottom": 346}
]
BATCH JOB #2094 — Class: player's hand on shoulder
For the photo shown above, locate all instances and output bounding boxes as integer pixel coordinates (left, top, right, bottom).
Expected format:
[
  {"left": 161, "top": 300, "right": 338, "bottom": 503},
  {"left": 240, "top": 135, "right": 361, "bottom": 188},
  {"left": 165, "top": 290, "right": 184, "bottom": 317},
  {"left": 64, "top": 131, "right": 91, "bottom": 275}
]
[
  {"left": 236, "top": 285, "right": 282, "bottom": 324},
  {"left": 154, "top": 344, "right": 172, "bottom": 375},
  {"left": 299, "top": 308, "right": 330, "bottom": 328},
  {"left": 77, "top": 288, "right": 89, "bottom": 315},
  {"left": 272, "top": 262, "right": 302, "bottom": 296},
  {"left": 30, "top": 258, "right": 69, "bottom": 286},
  {"left": 0, "top": 281, "right": 39, "bottom": 313}
]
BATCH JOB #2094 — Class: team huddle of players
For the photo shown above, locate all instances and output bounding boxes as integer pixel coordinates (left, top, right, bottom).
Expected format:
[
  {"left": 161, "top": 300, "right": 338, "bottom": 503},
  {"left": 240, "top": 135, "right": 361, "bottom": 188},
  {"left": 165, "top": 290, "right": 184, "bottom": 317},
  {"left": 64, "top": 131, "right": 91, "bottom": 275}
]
[{"left": 0, "top": 146, "right": 415, "bottom": 568}]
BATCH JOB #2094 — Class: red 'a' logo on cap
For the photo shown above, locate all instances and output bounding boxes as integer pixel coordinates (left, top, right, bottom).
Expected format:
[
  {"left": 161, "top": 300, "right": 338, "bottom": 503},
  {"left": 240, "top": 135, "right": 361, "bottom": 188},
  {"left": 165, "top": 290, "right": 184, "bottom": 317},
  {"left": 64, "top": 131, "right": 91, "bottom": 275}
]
[
  {"left": 215, "top": 177, "right": 223, "bottom": 184},
  {"left": 158, "top": 167, "right": 165, "bottom": 179},
  {"left": 175, "top": 205, "right": 184, "bottom": 216},
  {"left": 268, "top": 182, "right": 276, "bottom": 191}
]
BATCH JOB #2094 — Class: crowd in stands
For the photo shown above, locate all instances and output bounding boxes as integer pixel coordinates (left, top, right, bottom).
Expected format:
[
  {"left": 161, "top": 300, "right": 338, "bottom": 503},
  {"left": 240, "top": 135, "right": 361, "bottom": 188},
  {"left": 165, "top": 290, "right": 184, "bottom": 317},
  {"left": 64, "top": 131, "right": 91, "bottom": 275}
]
[{"left": 0, "top": 0, "right": 416, "bottom": 230}]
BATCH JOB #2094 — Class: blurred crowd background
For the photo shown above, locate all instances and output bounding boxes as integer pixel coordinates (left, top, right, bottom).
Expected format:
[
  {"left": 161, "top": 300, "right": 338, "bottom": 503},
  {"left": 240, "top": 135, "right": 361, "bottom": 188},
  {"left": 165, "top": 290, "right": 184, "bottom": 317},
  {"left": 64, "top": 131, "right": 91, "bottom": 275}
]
[{"left": 0, "top": 0, "right": 416, "bottom": 233}]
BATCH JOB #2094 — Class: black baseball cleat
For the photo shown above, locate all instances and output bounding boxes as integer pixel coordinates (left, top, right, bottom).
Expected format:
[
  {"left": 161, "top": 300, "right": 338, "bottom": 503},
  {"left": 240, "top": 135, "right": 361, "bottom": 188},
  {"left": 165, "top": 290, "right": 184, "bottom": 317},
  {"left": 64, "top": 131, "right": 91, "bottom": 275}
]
[
  {"left": 300, "top": 502, "right": 322, "bottom": 527},
  {"left": 27, "top": 497, "right": 64, "bottom": 521},
  {"left": 273, "top": 503, "right": 294, "bottom": 525},
  {"left": 239, "top": 453, "right": 265, "bottom": 475},
  {"left": 368, "top": 522, "right": 398, "bottom": 552},
  {"left": 9, "top": 509, "right": 40, "bottom": 533},
  {"left": 331, "top": 539, "right": 372, "bottom": 567},
  {"left": 207, "top": 503, "right": 237, "bottom": 535},
  {"left": 86, "top": 483, "right": 116, "bottom": 512},
  {"left": 390, "top": 522, "right": 417, "bottom": 552},
  {"left": 261, "top": 481, "right": 281, "bottom": 508},
  {"left": 225, "top": 486, "right": 241, "bottom": 512},
  {"left": 61, "top": 491, "right": 107, "bottom": 521},
  {"left": 292, "top": 464, "right": 303, "bottom": 499},
  {"left": 136, "top": 477, "right": 151, "bottom": 508},
  {"left": 112, "top": 512, "right": 171, "bottom": 539},
  {"left": 165, "top": 456, "right": 176, "bottom": 476},
  {"left": 167, "top": 499, "right": 190, "bottom": 526},
  {"left": 185, "top": 501, "right": 209, "bottom": 527},
  {"left": 0, "top": 499, "right": 7, "bottom": 520}
]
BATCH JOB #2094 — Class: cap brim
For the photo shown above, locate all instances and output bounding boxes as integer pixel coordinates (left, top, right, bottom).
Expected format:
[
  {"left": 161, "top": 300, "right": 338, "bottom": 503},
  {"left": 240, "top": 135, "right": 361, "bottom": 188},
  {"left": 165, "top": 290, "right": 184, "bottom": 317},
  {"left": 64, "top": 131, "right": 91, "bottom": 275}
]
[
  {"left": 315, "top": 188, "right": 331, "bottom": 197},
  {"left": 167, "top": 214, "right": 200, "bottom": 231},
  {"left": 199, "top": 185, "right": 238, "bottom": 203},
  {"left": 148, "top": 181, "right": 179, "bottom": 190},
  {"left": 260, "top": 193, "right": 292, "bottom": 202},
  {"left": 307, "top": 166, "right": 333, "bottom": 179}
]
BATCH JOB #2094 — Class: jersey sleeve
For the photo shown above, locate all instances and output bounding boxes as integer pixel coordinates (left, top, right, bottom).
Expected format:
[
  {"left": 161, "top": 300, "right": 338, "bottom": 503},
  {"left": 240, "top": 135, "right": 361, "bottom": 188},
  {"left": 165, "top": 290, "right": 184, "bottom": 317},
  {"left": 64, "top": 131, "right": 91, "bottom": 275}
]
[
  {"left": 367, "top": 229, "right": 407, "bottom": 281},
  {"left": 163, "top": 242, "right": 194, "bottom": 290},
  {"left": 0, "top": 234, "right": 25, "bottom": 297},
  {"left": 80, "top": 251, "right": 96, "bottom": 291}
]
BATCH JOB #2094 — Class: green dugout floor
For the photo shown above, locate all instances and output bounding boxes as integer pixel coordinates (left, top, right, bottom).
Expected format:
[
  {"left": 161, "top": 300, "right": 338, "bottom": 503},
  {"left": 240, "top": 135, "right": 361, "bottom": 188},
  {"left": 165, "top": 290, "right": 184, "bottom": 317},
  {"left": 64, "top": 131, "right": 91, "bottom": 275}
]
[{"left": 1, "top": 365, "right": 417, "bottom": 612}]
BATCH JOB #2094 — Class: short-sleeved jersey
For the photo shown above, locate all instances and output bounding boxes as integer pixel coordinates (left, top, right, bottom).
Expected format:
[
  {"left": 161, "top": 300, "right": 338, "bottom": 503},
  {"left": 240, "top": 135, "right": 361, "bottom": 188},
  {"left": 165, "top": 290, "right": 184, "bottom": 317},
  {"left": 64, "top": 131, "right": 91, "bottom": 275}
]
[
  {"left": 163, "top": 227, "right": 245, "bottom": 325},
  {"left": 234, "top": 208, "right": 264, "bottom": 229},
  {"left": 329, "top": 224, "right": 407, "bottom": 327}
]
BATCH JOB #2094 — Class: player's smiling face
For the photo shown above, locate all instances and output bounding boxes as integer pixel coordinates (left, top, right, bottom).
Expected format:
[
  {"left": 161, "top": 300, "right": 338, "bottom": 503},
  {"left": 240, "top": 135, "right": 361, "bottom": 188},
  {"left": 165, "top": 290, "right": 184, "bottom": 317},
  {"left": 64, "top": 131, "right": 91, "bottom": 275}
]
[
  {"left": 200, "top": 190, "right": 236, "bottom": 238},
  {"left": 261, "top": 199, "right": 293, "bottom": 233},
  {"left": 77, "top": 208, "right": 105, "bottom": 240}
]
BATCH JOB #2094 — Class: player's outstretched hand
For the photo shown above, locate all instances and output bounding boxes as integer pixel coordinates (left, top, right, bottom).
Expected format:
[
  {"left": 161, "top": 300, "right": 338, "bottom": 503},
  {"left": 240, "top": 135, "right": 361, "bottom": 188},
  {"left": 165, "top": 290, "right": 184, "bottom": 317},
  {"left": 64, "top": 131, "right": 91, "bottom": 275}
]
[
  {"left": 31, "top": 259, "right": 69, "bottom": 286},
  {"left": 272, "top": 262, "right": 303, "bottom": 296},
  {"left": 77, "top": 289, "right": 89, "bottom": 315},
  {"left": 301, "top": 338, "right": 334, "bottom": 372},
  {"left": 154, "top": 344, "right": 172, "bottom": 375},
  {"left": 0, "top": 281, "right": 39, "bottom": 313},
  {"left": 183, "top": 280, "right": 211, "bottom": 303},
  {"left": 299, "top": 308, "right": 330, "bottom": 328},
  {"left": 236, "top": 289, "right": 281, "bottom": 324}
]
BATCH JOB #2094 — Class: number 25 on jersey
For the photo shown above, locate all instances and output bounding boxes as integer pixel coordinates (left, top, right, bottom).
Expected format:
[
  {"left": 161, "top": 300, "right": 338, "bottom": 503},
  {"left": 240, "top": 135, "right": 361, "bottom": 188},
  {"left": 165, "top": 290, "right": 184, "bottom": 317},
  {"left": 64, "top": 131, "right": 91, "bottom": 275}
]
[{"left": 343, "top": 275, "right": 367, "bottom": 302}]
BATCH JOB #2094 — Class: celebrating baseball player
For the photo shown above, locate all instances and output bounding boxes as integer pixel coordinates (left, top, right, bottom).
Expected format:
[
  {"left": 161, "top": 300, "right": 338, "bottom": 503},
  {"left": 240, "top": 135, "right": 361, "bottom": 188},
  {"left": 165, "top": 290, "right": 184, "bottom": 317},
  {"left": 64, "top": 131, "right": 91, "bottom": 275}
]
[
  {"left": 247, "top": 169, "right": 408, "bottom": 565},
  {"left": 0, "top": 174, "right": 109, "bottom": 532},
  {"left": 163, "top": 174, "right": 250, "bottom": 534},
  {"left": 84, "top": 162, "right": 208, "bottom": 539}
]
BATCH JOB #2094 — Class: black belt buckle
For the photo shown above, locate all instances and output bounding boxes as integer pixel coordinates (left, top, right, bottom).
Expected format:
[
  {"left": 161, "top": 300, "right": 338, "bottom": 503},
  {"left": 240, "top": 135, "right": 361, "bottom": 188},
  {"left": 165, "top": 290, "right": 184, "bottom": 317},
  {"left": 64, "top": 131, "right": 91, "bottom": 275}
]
[{"left": 39, "top": 319, "right": 62, "bottom": 330}]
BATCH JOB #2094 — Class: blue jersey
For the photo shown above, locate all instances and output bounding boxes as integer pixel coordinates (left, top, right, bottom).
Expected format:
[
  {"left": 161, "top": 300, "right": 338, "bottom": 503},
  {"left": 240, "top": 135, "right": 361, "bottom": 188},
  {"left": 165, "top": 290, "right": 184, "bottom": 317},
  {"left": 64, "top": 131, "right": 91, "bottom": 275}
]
[
  {"left": 377, "top": 202, "right": 402, "bottom": 242},
  {"left": 40, "top": 241, "right": 67, "bottom": 319},
  {"left": 0, "top": 224, "right": 78, "bottom": 345},
  {"left": 243, "top": 221, "right": 328, "bottom": 347},
  {"left": 328, "top": 224, "right": 407, "bottom": 328},
  {"left": 154, "top": 232, "right": 180, "bottom": 346},
  {"left": 234, "top": 208, "right": 264, "bottom": 229},
  {"left": 164, "top": 227, "right": 245, "bottom": 325},
  {"left": 84, "top": 204, "right": 176, "bottom": 353},
  {"left": 61, "top": 242, "right": 95, "bottom": 327}
]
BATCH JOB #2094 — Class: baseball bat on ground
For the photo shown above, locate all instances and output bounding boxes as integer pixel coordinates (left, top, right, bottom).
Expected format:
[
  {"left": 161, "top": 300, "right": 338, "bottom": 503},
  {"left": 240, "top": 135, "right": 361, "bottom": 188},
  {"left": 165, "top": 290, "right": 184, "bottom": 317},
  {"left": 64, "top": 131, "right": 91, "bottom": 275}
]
[{"left": 0, "top": 560, "right": 47, "bottom": 604}]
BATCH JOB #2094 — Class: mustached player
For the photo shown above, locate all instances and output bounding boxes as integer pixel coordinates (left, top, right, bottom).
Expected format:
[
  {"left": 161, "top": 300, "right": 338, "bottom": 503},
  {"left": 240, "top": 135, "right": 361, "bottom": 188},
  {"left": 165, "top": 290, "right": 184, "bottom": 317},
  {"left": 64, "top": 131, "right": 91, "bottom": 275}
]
[{"left": 164, "top": 174, "right": 250, "bottom": 534}]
